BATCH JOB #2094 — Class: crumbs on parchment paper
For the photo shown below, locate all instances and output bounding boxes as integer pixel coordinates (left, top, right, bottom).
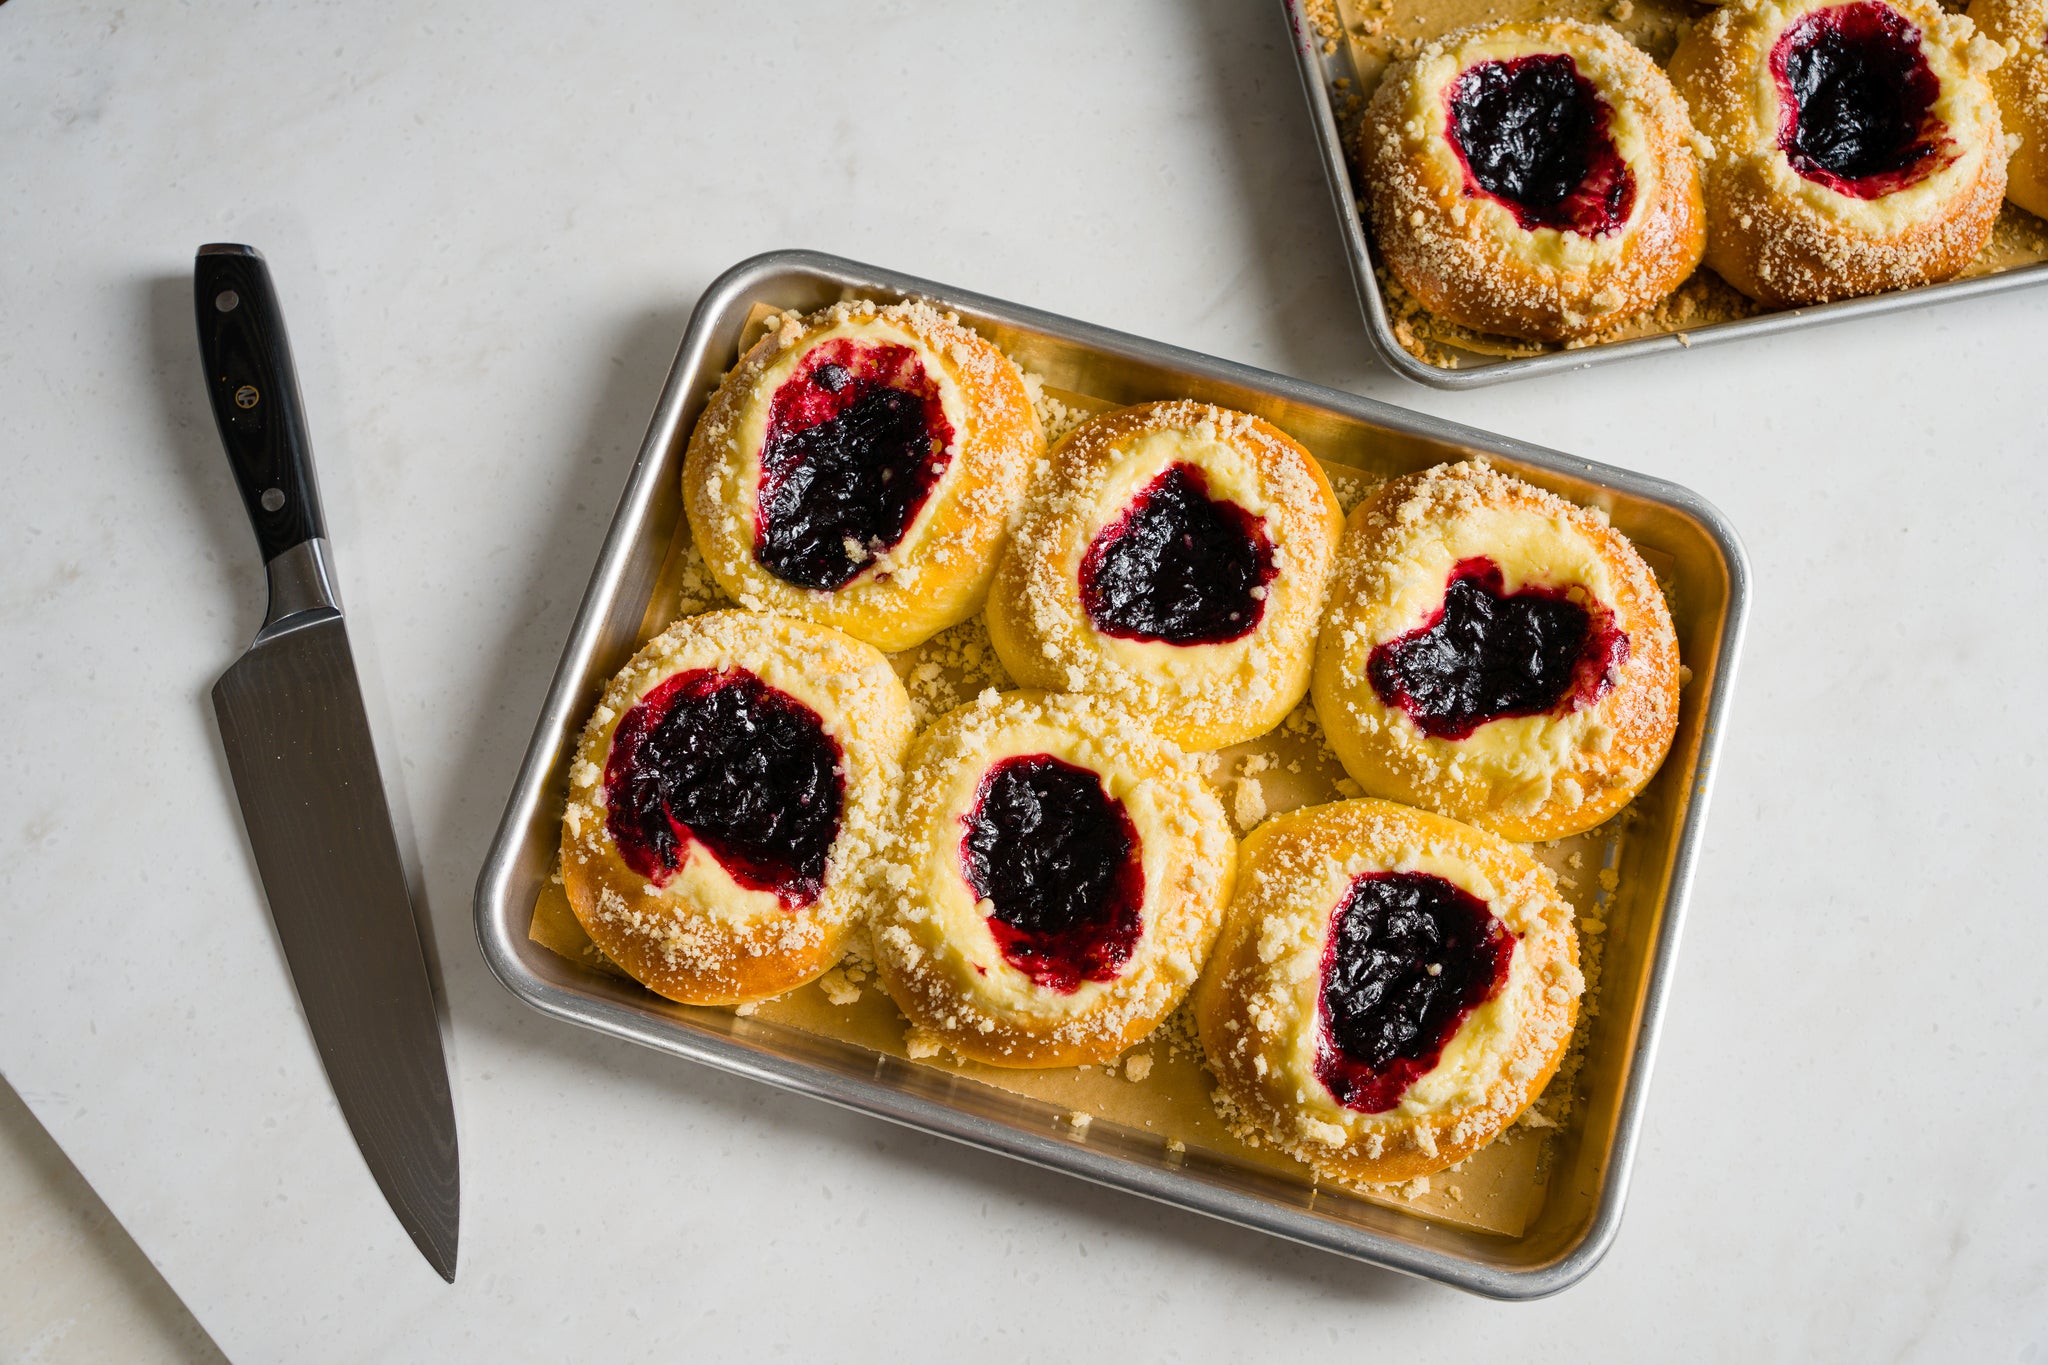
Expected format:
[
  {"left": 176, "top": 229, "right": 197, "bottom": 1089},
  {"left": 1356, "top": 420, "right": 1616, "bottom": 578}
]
[{"left": 896, "top": 615, "right": 1016, "bottom": 729}]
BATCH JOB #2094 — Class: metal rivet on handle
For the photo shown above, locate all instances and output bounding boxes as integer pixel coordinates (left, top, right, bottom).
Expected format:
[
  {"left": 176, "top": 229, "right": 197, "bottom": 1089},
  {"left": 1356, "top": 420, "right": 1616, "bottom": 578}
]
[
  {"left": 215, "top": 290, "right": 239, "bottom": 312},
  {"left": 260, "top": 488, "right": 286, "bottom": 513}
]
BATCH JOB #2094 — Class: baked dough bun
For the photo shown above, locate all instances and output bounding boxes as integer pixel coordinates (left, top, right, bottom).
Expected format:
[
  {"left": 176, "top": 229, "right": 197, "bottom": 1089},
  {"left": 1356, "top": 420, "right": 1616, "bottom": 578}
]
[
  {"left": 984, "top": 401, "right": 1343, "bottom": 751},
  {"left": 1311, "top": 461, "right": 1680, "bottom": 843},
  {"left": 683, "top": 298, "right": 1043, "bottom": 653},
  {"left": 871, "top": 689, "right": 1235, "bottom": 1067},
  {"left": 561, "top": 610, "right": 913, "bottom": 1004},
  {"left": 1196, "top": 799, "right": 1582, "bottom": 1186},
  {"left": 1357, "top": 19, "right": 1706, "bottom": 342},
  {"left": 1969, "top": 0, "right": 2048, "bottom": 219},
  {"left": 1669, "top": 0, "right": 2008, "bottom": 306}
]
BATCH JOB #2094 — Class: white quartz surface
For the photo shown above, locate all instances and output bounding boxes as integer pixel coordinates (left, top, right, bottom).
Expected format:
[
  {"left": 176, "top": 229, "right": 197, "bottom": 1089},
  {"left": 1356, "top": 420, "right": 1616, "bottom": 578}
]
[
  {"left": 1, "top": 1078, "right": 225, "bottom": 1362},
  {"left": 3, "top": 1, "right": 2045, "bottom": 1359}
]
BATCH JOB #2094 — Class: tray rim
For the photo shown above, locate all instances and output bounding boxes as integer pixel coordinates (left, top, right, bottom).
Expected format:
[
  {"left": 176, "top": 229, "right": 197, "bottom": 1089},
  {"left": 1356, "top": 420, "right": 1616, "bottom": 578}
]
[
  {"left": 472, "top": 247, "right": 1754, "bottom": 1299},
  {"left": 1279, "top": 0, "right": 2048, "bottom": 390}
]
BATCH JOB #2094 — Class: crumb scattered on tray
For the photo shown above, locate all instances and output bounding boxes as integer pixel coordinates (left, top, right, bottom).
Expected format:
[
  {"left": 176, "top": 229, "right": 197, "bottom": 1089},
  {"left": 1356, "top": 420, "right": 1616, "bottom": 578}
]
[{"left": 817, "top": 967, "right": 861, "bottom": 1006}]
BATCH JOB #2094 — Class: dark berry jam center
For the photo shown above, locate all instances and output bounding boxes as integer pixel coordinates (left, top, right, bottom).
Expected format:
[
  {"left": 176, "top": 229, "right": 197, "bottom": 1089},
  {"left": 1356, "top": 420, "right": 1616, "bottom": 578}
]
[
  {"left": 1077, "top": 462, "right": 1278, "bottom": 646},
  {"left": 1445, "top": 53, "right": 1636, "bottom": 236},
  {"left": 1368, "top": 557, "right": 1628, "bottom": 742},
  {"left": 754, "top": 339, "right": 955, "bottom": 592},
  {"left": 959, "top": 754, "right": 1145, "bottom": 994},
  {"left": 1771, "top": 2, "right": 1946, "bottom": 199},
  {"left": 1314, "top": 871, "right": 1516, "bottom": 1114},
  {"left": 604, "top": 668, "right": 843, "bottom": 908}
]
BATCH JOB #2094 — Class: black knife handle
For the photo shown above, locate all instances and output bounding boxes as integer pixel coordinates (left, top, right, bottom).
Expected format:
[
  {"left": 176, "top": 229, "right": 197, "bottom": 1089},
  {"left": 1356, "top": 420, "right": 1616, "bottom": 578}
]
[{"left": 195, "top": 244, "right": 326, "bottom": 562}]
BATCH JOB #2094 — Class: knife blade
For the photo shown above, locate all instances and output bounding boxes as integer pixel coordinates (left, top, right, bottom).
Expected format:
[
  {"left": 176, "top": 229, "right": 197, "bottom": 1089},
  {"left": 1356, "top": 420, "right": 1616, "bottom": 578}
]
[{"left": 196, "top": 244, "right": 459, "bottom": 1282}]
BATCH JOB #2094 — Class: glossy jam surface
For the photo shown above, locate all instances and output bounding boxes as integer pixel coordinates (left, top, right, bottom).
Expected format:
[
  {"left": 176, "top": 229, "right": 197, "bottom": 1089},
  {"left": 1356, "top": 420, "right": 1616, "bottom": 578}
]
[
  {"left": 755, "top": 339, "right": 955, "bottom": 591},
  {"left": 604, "top": 668, "right": 844, "bottom": 908},
  {"left": 1315, "top": 872, "right": 1517, "bottom": 1114},
  {"left": 1771, "top": 2, "right": 1946, "bottom": 199},
  {"left": 1078, "top": 462, "right": 1278, "bottom": 646},
  {"left": 1369, "top": 557, "right": 1629, "bottom": 741},
  {"left": 1446, "top": 54, "right": 1636, "bottom": 236},
  {"left": 960, "top": 754, "right": 1145, "bottom": 993}
]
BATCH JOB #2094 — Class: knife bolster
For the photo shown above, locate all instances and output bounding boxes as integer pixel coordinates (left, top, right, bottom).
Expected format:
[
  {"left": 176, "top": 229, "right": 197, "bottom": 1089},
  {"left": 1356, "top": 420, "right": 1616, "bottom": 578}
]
[{"left": 258, "top": 537, "right": 343, "bottom": 640}]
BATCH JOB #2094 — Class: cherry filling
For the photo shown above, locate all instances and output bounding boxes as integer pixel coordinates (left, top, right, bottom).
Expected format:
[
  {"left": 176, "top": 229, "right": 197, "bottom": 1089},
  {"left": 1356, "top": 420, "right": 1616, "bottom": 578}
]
[
  {"left": 603, "top": 668, "right": 844, "bottom": 908},
  {"left": 1314, "top": 872, "right": 1517, "bottom": 1114},
  {"left": 754, "top": 339, "right": 955, "bottom": 591},
  {"left": 1369, "top": 557, "right": 1628, "bottom": 741},
  {"left": 1445, "top": 54, "right": 1636, "bottom": 236},
  {"left": 1771, "top": 2, "right": 1947, "bottom": 199},
  {"left": 1077, "top": 462, "right": 1278, "bottom": 646},
  {"left": 959, "top": 754, "right": 1145, "bottom": 994}
]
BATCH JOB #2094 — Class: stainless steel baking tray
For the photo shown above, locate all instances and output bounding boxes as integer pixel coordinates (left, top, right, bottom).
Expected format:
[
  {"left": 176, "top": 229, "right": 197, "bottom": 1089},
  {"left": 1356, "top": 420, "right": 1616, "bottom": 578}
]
[
  {"left": 473, "top": 249, "right": 1751, "bottom": 1297},
  {"left": 1282, "top": 0, "right": 2048, "bottom": 389}
]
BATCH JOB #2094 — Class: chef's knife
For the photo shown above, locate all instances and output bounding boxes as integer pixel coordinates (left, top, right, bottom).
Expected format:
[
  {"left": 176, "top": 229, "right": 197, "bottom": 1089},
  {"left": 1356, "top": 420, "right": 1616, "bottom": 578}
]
[{"left": 196, "top": 244, "right": 459, "bottom": 1282}]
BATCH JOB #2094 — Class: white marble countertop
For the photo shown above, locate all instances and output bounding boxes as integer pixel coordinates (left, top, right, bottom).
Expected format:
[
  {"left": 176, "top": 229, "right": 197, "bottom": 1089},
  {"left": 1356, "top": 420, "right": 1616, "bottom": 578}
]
[{"left": 4, "top": 1, "right": 2045, "bottom": 1359}]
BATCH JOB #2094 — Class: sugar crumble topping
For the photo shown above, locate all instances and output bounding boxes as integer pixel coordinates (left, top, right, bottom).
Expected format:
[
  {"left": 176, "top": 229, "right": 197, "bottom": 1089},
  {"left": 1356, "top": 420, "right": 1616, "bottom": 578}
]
[
  {"left": 1018, "top": 368, "right": 1090, "bottom": 447},
  {"left": 1973, "top": 0, "right": 2048, "bottom": 219},
  {"left": 896, "top": 614, "right": 1016, "bottom": 730}
]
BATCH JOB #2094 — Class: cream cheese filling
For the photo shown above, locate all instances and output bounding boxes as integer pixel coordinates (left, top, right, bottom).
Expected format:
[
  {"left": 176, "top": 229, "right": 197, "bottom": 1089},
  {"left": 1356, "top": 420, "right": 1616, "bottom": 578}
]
[
  {"left": 571, "top": 645, "right": 863, "bottom": 932},
  {"left": 1266, "top": 846, "right": 1539, "bottom": 1130},
  {"left": 725, "top": 317, "right": 975, "bottom": 592},
  {"left": 1066, "top": 425, "right": 1290, "bottom": 685},
  {"left": 1741, "top": 0, "right": 2003, "bottom": 232},
  {"left": 906, "top": 719, "right": 1184, "bottom": 1024},
  {"left": 1331, "top": 504, "right": 1629, "bottom": 815}
]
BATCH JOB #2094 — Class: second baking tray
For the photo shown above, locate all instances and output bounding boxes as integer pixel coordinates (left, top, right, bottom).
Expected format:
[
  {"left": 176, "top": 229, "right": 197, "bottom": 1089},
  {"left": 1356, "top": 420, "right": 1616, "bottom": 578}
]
[
  {"left": 474, "top": 249, "right": 1750, "bottom": 1298},
  {"left": 1284, "top": 0, "right": 2048, "bottom": 388}
]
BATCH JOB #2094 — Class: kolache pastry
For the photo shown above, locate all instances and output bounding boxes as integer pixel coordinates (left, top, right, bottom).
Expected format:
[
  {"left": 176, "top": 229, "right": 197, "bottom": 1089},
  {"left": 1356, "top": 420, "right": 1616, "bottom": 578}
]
[
  {"left": 1969, "top": 0, "right": 2048, "bottom": 219},
  {"left": 1196, "top": 799, "right": 1582, "bottom": 1186},
  {"left": 1357, "top": 19, "right": 1706, "bottom": 342},
  {"left": 871, "top": 689, "right": 1235, "bottom": 1068},
  {"left": 560, "top": 610, "right": 913, "bottom": 1005},
  {"left": 1669, "top": 0, "right": 2009, "bottom": 306},
  {"left": 683, "top": 298, "right": 1043, "bottom": 653},
  {"left": 1311, "top": 461, "right": 1680, "bottom": 843},
  {"left": 984, "top": 401, "right": 1343, "bottom": 751}
]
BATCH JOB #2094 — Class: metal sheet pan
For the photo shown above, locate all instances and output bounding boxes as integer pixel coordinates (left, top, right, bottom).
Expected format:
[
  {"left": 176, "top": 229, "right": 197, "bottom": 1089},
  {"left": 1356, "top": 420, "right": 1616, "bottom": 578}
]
[
  {"left": 473, "top": 249, "right": 1751, "bottom": 1297},
  {"left": 1282, "top": 0, "right": 2048, "bottom": 389}
]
